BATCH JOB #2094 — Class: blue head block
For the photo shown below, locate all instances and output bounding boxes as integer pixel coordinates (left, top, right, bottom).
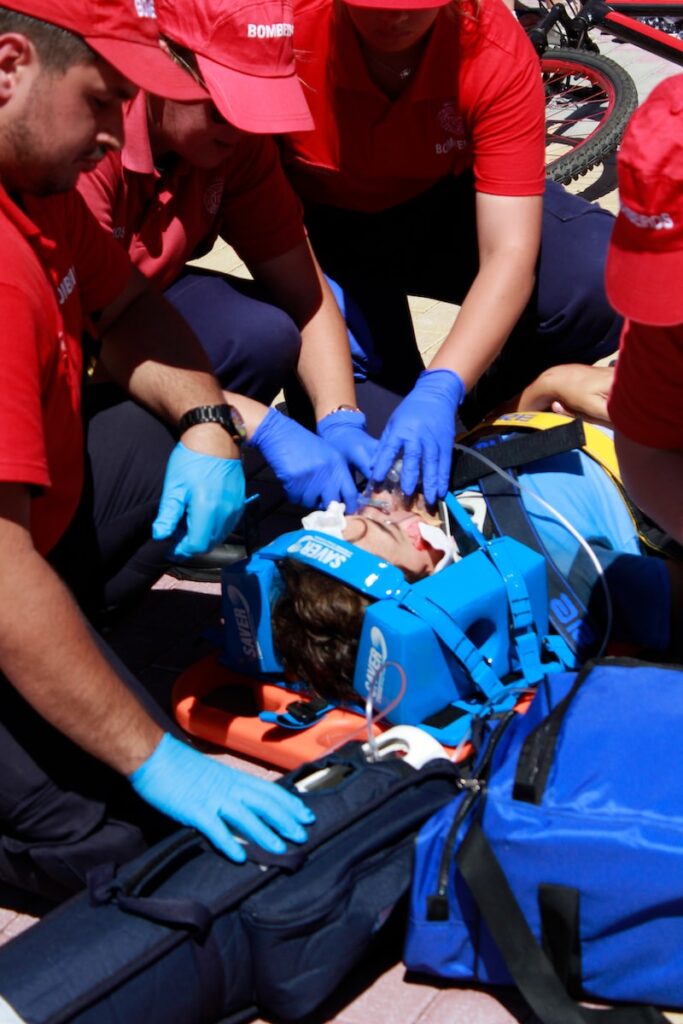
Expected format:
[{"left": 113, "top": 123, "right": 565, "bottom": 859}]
[
  {"left": 220, "top": 527, "right": 550, "bottom": 741},
  {"left": 220, "top": 529, "right": 410, "bottom": 677},
  {"left": 352, "top": 536, "right": 549, "bottom": 729},
  {"left": 221, "top": 557, "right": 284, "bottom": 675}
]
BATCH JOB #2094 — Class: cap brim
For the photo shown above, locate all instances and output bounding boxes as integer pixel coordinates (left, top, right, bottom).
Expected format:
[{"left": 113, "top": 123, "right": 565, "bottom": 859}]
[
  {"left": 343, "top": 0, "right": 449, "bottom": 8},
  {"left": 197, "top": 54, "right": 314, "bottom": 133},
  {"left": 88, "top": 37, "right": 208, "bottom": 102},
  {"left": 606, "top": 223, "right": 683, "bottom": 326}
]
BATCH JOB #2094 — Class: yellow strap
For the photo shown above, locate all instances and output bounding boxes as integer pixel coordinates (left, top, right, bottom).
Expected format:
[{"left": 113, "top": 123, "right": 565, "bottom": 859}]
[
  {"left": 457, "top": 410, "right": 640, "bottom": 531},
  {"left": 481, "top": 412, "right": 623, "bottom": 485}
]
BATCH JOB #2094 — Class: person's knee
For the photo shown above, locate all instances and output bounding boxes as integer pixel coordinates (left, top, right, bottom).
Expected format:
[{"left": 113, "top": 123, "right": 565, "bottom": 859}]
[
  {"left": 252, "top": 305, "right": 301, "bottom": 376},
  {"left": 0, "top": 816, "right": 148, "bottom": 904},
  {"left": 213, "top": 304, "right": 301, "bottom": 404},
  {"left": 538, "top": 183, "right": 621, "bottom": 358},
  {"left": 541, "top": 183, "right": 614, "bottom": 290},
  {"left": 166, "top": 272, "right": 302, "bottom": 401}
]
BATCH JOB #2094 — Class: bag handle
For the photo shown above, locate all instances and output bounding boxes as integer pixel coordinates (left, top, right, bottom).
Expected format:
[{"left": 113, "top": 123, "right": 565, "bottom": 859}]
[{"left": 457, "top": 820, "right": 668, "bottom": 1024}]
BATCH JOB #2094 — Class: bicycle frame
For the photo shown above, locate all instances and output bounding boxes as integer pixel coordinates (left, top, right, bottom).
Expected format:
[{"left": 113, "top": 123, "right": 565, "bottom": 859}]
[
  {"left": 602, "top": 0, "right": 683, "bottom": 63},
  {"left": 530, "top": 0, "right": 683, "bottom": 65}
]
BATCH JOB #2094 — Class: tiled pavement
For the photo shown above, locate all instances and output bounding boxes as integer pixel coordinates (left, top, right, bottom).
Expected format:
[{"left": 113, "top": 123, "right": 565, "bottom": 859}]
[{"left": 2, "top": 36, "right": 683, "bottom": 1024}]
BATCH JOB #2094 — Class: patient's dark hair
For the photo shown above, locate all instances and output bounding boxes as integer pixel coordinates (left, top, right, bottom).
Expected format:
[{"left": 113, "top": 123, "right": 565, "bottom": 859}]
[
  {"left": 0, "top": 9, "right": 95, "bottom": 70},
  {"left": 271, "top": 559, "right": 371, "bottom": 704}
]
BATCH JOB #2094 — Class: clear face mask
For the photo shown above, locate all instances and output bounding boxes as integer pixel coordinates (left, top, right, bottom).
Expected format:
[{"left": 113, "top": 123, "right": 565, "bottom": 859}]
[
  {"left": 358, "top": 459, "right": 411, "bottom": 517},
  {"left": 301, "top": 458, "right": 452, "bottom": 554},
  {"left": 358, "top": 459, "right": 451, "bottom": 537}
]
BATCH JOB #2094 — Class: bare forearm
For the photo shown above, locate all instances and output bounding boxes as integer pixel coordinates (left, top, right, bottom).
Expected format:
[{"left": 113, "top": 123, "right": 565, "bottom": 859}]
[
  {"left": 429, "top": 254, "right": 535, "bottom": 389},
  {"left": 615, "top": 431, "right": 683, "bottom": 543},
  {"left": 428, "top": 193, "right": 541, "bottom": 388},
  {"left": 500, "top": 364, "right": 614, "bottom": 425},
  {"left": 0, "top": 540, "right": 161, "bottom": 776},
  {"left": 253, "top": 241, "right": 358, "bottom": 420},
  {"left": 97, "top": 279, "right": 238, "bottom": 459}
]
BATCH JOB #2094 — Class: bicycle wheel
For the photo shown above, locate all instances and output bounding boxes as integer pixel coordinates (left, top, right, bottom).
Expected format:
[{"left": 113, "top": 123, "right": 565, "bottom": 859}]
[{"left": 542, "top": 48, "right": 638, "bottom": 183}]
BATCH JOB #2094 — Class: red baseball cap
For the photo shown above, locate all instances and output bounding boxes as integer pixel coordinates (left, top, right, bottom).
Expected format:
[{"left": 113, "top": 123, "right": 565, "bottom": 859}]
[
  {"left": 4, "top": 0, "right": 207, "bottom": 102},
  {"left": 342, "top": 0, "right": 450, "bottom": 9},
  {"left": 606, "top": 74, "right": 683, "bottom": 326},
  {"left": 156, "top": 0, "right": 314, "bottom": 134}
]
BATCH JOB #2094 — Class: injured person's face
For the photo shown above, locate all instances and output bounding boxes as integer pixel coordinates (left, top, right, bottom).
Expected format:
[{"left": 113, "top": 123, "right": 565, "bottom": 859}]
[
  {"left": 343, "top": 506, "right": 440, "bottom": 579},
  {"left": 304, "top": 492, "right": 455, "bottom": 581}
]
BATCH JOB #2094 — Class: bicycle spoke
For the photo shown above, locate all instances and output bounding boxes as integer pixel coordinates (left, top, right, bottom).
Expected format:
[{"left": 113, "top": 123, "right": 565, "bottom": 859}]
[
  {"left": 545, "top": 68, "right": 615, "bottom": 160},
  {"left": 540, "top": 50, "right": 637, "bottom": 181}
]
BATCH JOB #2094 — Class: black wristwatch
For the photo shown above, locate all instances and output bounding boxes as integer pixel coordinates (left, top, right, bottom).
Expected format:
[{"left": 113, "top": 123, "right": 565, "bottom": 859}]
[{"left": 178, "top": 404, "right": 247, "bottom": 446}]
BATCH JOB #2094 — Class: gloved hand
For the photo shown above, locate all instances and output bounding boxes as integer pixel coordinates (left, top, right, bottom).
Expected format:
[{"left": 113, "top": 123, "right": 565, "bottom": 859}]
[
  {"left": 371, "top": 368, "right": 466, "bottom": 504},
  {"left": 317, "top": 409, "right": 379, "bottom": 479},
  {"left": 250, "top": 407, "right": 359, "bottom": 511},
  {"left": 129, "top": 733, "right": 315, "bottom": 862},
  {"left": 152, "top": 443, "right": 246, "bottom": 559}
]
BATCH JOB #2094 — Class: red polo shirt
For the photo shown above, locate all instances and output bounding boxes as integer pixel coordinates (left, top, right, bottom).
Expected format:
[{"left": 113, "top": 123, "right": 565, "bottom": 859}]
[
  {"left": 77, "top": 93, "right": 306, "bottom": 290},
  {"left": 0, "top": 186, "right": 132, "bottom": 554},
  {"left": 608, "top": 320, "right": 683, "bottom": 449},
  {"left": 282, "top": 0, "right": 545, "bottom": 212}
]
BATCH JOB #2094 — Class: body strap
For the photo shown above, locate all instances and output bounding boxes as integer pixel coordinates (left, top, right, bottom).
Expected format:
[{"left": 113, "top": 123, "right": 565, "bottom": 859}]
[
  {"left": 454, "top": 412, "right": 682, "bottom": 561},
  {"left": 457, "top": 820, "right": 668, "bottom": 1024},
  {"left": 477, "top": 471, "right": 601, "bottom": 662}
]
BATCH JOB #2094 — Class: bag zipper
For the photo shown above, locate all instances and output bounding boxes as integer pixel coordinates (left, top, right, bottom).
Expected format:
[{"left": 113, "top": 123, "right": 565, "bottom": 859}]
[{"left": 426, "top": 711, "right": 517, "bottom": 921}]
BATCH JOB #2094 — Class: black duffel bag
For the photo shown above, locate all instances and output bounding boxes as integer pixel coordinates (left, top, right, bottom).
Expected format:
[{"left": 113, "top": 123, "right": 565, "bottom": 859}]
[{"left": 0, "top": 738, "right": 459, "bottom": 1024}]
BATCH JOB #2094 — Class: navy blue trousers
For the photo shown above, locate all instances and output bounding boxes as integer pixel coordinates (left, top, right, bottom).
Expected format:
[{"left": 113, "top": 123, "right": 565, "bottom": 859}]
[
  {"left": 0, "top": 627, "right": 182, "bottom": 905},
  {"left": 48, "top": 384, "right": 176, "bottom": 616},
  {"left": 303, "top": 175, "right": 622, "bottom": 424},
  {"left": 165, "top": 269, "right": 301, "bottom": 406}
]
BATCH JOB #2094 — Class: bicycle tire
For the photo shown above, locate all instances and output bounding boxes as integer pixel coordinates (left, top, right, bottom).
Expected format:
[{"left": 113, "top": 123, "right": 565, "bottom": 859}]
[{"left": 542, "top": 48, "right": 638, "bottom": 183}]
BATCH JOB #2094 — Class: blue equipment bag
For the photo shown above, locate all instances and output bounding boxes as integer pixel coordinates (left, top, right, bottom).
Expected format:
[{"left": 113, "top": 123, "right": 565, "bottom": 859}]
[
  {"left": 0, "top": 741, "right": 459, "bottom": 1024},
  {"left": 404, "top": 658, "right": 683, "bottom": 1021}
]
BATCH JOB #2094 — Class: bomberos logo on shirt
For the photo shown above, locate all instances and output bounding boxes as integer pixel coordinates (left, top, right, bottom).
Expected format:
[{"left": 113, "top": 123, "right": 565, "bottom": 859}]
[
  {"left": 134, "top": 0, "right": 156, "bottom": 18},
  {"left": 246, "top": 22, "right": 294, "bottom": 37},
  {"left": 435, "top": 102, "right": 468, "bottom": 156},
  {"left": 56, "top": 266, "right": 77, "bottom": 306},
  {"left": 204, "top": 180, "right": 225, "bottom": 216},
  {"left": 620, "top": 203, "right": 674, "bottom": 231}
]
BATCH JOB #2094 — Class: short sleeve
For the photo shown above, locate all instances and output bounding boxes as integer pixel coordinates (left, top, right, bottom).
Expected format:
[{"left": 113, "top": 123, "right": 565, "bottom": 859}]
[
  {"left": 217, "top": 137, "right": 305, "bottom": 266},
  {"left": 463, "top": 16, "right": 545, "bottom": 196},
  {"left": 0, "top": 285, "right": 50, "bottom": 488}
]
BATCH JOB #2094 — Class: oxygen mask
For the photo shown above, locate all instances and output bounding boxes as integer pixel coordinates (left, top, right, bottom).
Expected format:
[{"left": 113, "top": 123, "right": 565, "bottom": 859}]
[
  {"left": 358, "top": 460, "right": 411, "bottom": 517},
  {"left": 359, "top": 460, "right": 444, "bottom": 528}
]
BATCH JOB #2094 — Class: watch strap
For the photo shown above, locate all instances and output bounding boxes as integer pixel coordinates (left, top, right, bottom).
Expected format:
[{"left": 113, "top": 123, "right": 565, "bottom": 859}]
[{"left": 178, "top": 404, "right": 245, "bottom": 445}]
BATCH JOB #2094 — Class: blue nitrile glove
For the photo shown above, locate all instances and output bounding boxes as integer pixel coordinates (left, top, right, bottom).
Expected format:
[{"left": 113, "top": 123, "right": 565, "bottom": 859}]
[
  {"left": 152, "top": 443, "right": 246, "bottom": 559},
  {"left": 250, "top": 407, "right": 360, "bottom": 511},
  {"left": 317, "top": 409, "right": 379, "bottom": 480},
  {"left": 371, "top": 368, "right": 466, "bottom": 505},
  {"left": 129, "top": 733, "right": 315, "bottom": 862}
]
